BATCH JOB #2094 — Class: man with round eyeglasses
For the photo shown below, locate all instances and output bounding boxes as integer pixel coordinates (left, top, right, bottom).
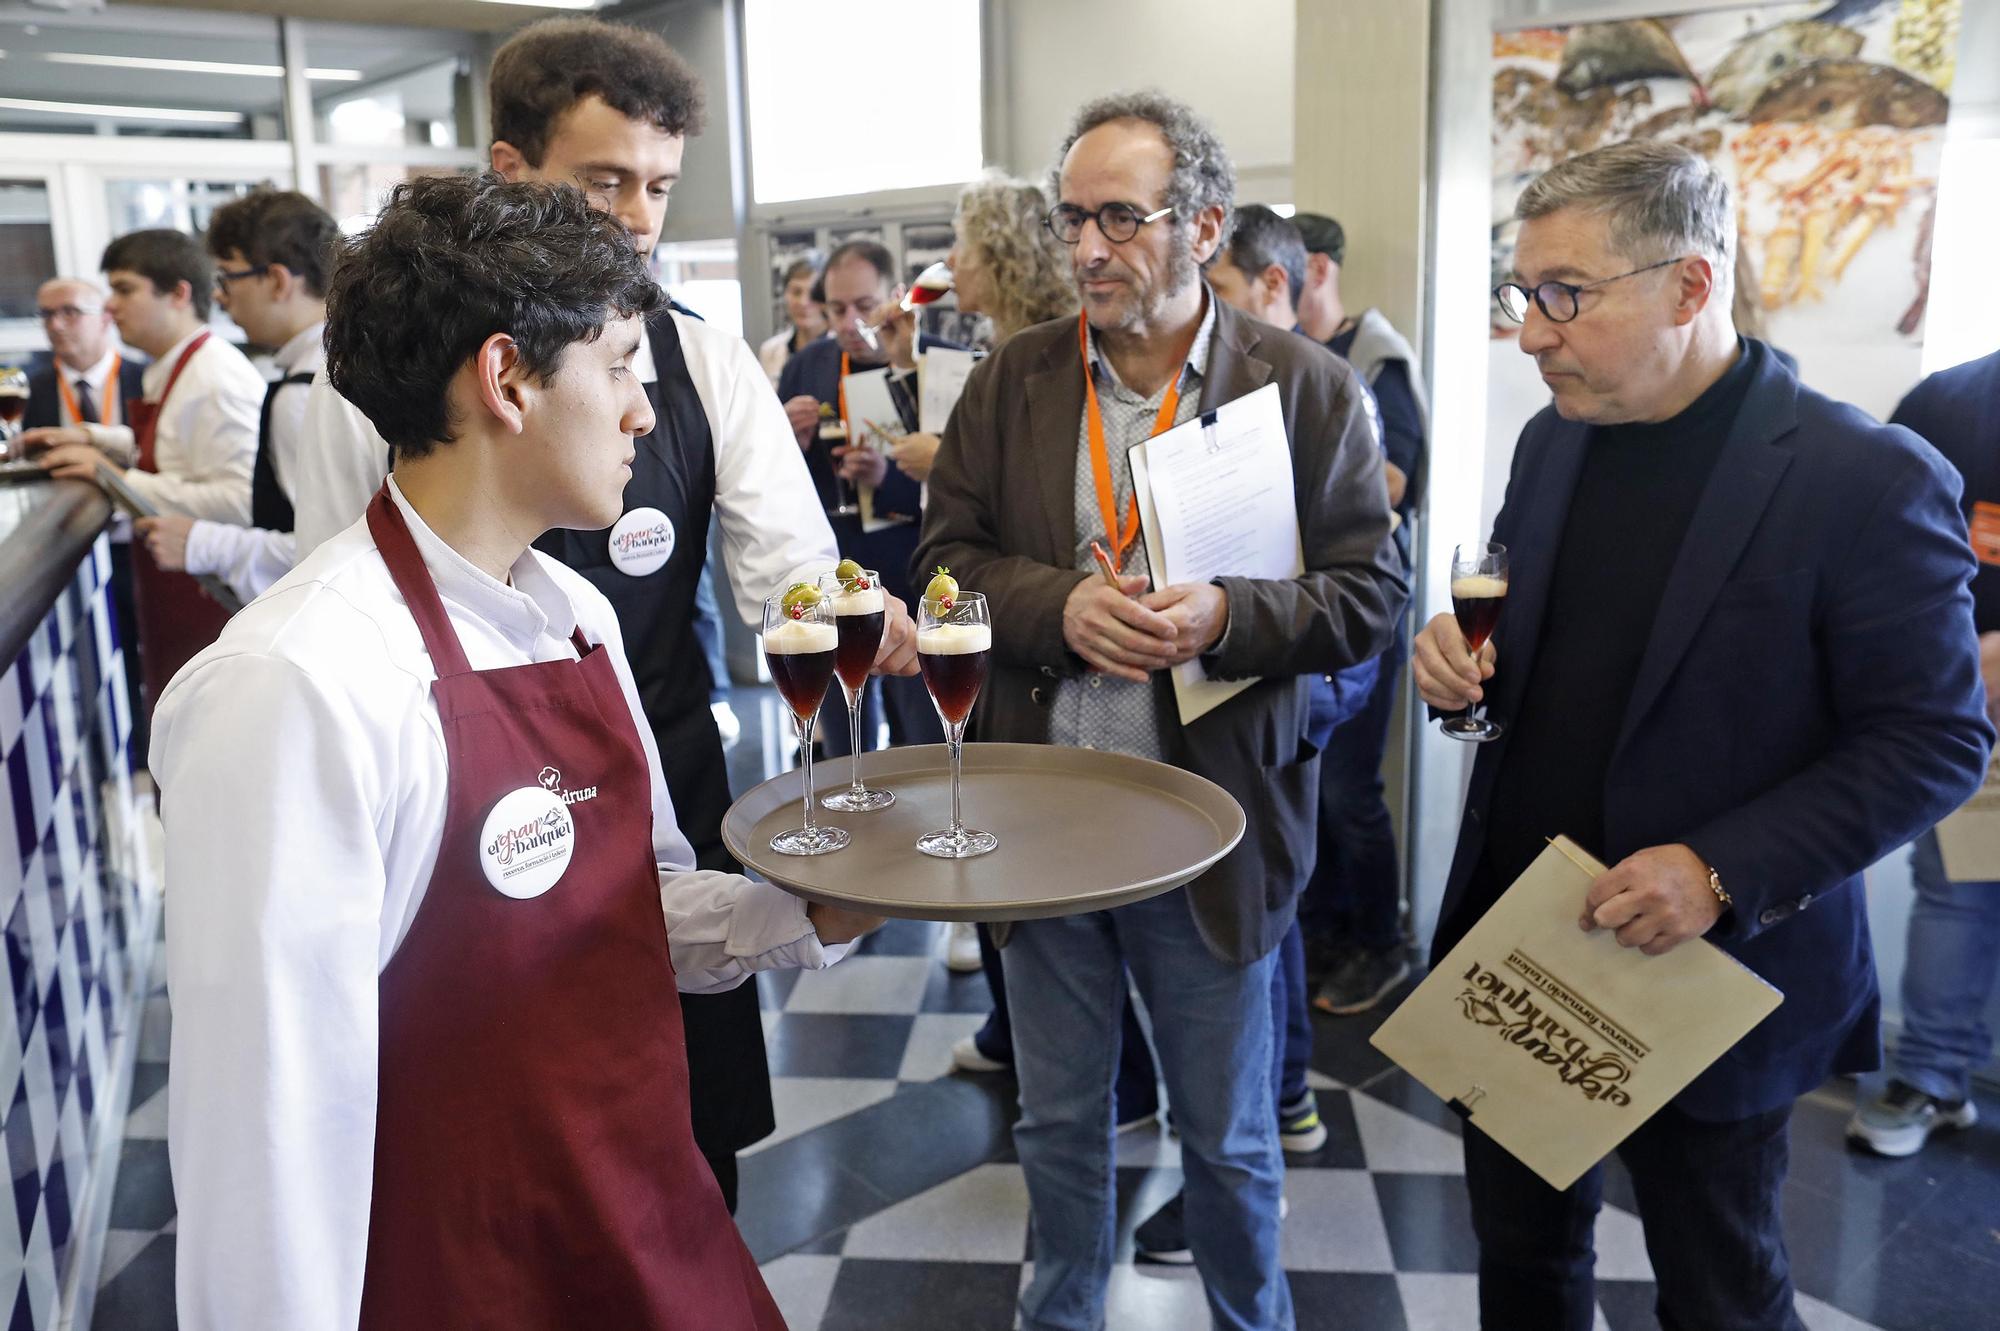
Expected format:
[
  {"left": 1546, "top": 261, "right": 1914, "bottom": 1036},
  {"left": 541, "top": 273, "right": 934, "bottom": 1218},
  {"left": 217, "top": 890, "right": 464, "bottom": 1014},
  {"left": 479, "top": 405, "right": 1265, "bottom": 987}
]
[
  {"left": 917, "top": 91, "right": 1403, "bottom": 1331},
  {"left": 1414, "top": 138, "right": 1989, "bottom": 1330}
]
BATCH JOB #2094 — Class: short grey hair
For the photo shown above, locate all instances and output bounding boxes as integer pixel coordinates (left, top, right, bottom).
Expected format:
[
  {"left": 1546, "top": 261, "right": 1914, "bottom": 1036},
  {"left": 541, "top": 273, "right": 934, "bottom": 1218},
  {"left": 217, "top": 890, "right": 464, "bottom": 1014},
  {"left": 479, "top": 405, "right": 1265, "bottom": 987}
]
[
  {"left": 1516, "top": 140, "right": 1734, "bottom": 299},
  {"left": 1054, "top": 91, "right": 1236, "bottom": 247}
]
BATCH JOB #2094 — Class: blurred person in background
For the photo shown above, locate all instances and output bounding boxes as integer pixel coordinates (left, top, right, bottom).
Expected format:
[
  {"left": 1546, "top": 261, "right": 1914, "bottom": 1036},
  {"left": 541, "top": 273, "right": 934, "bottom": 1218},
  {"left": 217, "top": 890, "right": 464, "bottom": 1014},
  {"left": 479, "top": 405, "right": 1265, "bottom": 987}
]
[
  {"left": 26, "top": 277, "right": 147, "bottom": 738},
  {"left": 26, "top": 229, "right": 265, "bottom": 731},
  {"left": 135, "top": 190, "right": 338, "bottom": 605},
  {"left": 758, "top": 252, "right": 827, "bottom": 387},
  {"left": 1292, "top": 210, "right": 1431, "bottom": 1018},
  {"left": 1847, "top": 346, "right": 2000, "bottom": 1159}
]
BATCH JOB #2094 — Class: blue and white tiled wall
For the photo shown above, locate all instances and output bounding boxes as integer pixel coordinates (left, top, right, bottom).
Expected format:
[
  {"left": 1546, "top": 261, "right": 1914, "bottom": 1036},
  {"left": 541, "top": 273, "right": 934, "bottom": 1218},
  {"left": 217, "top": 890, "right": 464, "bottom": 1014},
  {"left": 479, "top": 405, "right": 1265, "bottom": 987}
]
[{"left": 1, "top": 539, "right": 156, "bottom": 1329}]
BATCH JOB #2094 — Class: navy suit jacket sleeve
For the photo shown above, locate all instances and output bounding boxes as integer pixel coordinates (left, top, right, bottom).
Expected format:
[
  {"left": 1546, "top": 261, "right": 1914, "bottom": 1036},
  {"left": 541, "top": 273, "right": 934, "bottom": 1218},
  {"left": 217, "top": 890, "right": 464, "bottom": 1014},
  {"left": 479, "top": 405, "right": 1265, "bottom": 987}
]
[{"left": 1683, "top": 440, "right": 1991, "bottom": 939}]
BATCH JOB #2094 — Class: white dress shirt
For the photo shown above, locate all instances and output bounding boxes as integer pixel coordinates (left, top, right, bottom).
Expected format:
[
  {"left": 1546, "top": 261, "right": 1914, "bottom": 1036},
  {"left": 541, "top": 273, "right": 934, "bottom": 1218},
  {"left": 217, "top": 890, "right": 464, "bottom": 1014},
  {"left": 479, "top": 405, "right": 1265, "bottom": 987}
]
[
  {"left": 153, "top": 477, "right": 846, "bottom": 1330},
  {"left": 290, "top": 311, "right": 839, "bottom": 626},
  {"left": 86, "top": 326, "right": 264, "bottom": 523},
  {"left": 181, "top": 322, "right": 320, "bottom": 600},
  {"left": 58, "top": 348, "right": 124, "bottom": 428}
]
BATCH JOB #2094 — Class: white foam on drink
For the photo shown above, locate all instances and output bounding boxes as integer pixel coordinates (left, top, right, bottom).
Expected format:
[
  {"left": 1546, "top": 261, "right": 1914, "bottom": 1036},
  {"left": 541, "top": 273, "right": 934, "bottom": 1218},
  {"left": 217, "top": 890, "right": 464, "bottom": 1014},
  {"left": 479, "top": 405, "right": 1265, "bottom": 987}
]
[
  {"left": 1450, "top": 575, "right": 1508, "bottom": 598},
  {"left": 765, "top": 620, "right": 838, "bottom": 654},
  {"left": 918, "top": 624, "right": 991, "bottom": 655},
  {"left": 831, "top": 586, "right": 885, "bottom": 614}
]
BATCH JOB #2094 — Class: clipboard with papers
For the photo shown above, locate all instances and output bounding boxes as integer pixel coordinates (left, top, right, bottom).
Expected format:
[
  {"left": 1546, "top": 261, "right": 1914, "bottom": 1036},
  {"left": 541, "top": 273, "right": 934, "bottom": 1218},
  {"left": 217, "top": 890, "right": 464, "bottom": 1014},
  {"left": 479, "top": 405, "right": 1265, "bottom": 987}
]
[
  {"left": 838, "top": 366, "right": 909, "bottom": 534},
  {"left": 1369, "top": 837, "right": 1783, "bottom": 1190},
  {"left": 1127, "top": 382, "right": 1302, "bottom": 725}
]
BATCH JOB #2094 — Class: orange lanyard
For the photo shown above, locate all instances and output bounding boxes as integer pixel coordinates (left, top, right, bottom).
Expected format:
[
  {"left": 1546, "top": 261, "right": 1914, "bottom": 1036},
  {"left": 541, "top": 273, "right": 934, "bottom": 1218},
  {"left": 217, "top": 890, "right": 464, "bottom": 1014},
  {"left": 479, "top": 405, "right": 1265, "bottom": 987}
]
[
  {"left": 56, "top": 354, "right": 119, "bottom": 427},
  {"left": 838, "top": 351, "right": 850, "bottom": 439},
  {"left": 1080, "top": 311, "right": 1188, "bottom": 574}
]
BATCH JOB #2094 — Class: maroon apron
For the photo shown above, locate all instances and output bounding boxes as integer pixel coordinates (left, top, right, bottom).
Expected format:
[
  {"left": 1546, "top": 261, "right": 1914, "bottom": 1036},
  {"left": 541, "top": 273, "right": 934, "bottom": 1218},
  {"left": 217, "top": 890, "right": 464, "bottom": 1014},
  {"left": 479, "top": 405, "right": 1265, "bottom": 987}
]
[
  {"left": 126, "top": 331, "right": 234, "bottom": 719},
  {"left": 356, "top": 488, "right": 784, "bottom": 1330}
]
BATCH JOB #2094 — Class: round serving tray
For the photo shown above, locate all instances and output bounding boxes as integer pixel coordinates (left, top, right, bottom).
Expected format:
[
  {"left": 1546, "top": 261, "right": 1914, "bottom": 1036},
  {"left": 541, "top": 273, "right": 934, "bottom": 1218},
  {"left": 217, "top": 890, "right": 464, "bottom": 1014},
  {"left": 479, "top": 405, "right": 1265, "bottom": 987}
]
[{"left": 723, "top": 742, "right": 1245, "bottom": 923}]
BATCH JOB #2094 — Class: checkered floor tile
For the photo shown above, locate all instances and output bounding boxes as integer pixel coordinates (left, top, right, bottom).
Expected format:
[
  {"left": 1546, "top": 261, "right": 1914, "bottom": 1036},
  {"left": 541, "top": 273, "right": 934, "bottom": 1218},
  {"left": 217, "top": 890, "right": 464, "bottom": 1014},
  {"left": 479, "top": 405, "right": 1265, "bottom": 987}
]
[{"left": 80, "top": 689, "right": 2000, "bottom": 1329}]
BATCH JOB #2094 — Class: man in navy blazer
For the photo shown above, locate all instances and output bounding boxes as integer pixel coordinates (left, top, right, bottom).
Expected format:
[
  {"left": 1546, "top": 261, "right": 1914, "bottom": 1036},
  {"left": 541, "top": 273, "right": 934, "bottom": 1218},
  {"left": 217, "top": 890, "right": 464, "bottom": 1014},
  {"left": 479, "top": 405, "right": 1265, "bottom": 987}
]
[
  {"left": 1415, "top": 141, "right": 1991, "bottom": 1330},
  {"left": 776, "top": 238, "right": 949, "bottom": 748},
  {"left": 24, "top": 278, "right": 146, "bottom": 432}
]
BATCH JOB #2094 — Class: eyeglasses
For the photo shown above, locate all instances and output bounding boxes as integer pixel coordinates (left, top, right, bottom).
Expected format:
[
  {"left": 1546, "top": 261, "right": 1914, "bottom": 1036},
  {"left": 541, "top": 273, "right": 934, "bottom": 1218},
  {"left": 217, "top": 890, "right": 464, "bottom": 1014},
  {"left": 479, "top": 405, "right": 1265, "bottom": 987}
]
[
  {"left": 1045, "top": 202, "right": 1175, "bottom": 245},
  {"left": 213, "top": 264, "right": 270, "bottom": 293},
  {"left": 37, "top": 305, "right": 103, "bottom": 322},
  {"left": 1493, "top": 256, "right": 1687, "bottom": 324}
]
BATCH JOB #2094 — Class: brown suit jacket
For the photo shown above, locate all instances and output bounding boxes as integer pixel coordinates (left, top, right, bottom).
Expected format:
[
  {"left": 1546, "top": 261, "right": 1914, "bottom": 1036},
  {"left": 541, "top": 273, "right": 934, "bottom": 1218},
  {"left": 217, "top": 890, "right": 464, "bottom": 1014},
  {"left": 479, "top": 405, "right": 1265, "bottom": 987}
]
[{"left": 913, "top": 296, "right": 1408, "bottom": 964}]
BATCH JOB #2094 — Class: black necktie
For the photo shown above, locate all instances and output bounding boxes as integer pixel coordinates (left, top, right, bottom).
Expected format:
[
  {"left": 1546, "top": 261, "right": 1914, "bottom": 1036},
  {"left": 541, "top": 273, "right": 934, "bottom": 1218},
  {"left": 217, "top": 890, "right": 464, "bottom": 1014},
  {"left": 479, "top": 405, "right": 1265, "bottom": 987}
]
[{"left": 73, "top": 378, "right": 98, "bottom": 424}]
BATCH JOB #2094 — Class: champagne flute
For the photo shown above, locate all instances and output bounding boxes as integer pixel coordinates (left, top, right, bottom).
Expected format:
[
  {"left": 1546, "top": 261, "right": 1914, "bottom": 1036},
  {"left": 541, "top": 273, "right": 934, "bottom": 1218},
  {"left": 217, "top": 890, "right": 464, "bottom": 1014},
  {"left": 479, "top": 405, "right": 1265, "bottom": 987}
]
[
  {"left": 820, "top": 565, "right": 894, "bottom": 812},
  {"left": 916, "top": 585, "right": 996, "bottom": 859},
  {"left": 1441, "top": 542, "right": 1508, "bottom": 743},
  {"left": 762, "top": 587, "right": 850, "bottom": 855},
  {"left": 818, "top": 407, "right": 860, "bottom": 517}
]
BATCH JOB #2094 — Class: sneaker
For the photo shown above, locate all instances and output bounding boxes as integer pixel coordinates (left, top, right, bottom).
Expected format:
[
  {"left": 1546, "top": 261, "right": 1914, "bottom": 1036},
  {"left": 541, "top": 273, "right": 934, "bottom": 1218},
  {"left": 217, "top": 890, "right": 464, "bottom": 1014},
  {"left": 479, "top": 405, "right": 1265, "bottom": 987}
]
[
  {"left": 946, "top": 921, "right": 983, "bottom": 973},
  {"left": 1304, "top": 936, "right": 1355, "bottom": 990},
  {"left": 950, "top": 1035, "right": 1010, "bottom": 1074},
  {"left": 710, "top": 699, "right": 741, "bottom": 749},
  {"left": 1116, "top": 1106, "right": 1159, "bottom": 1134},
  {"left": 1313, "top": 947, "right": 1410, "bottom": 1016},
  {"left": 1279, "top": 1091, "right": 1329, "bottom": 1155},
  {"left": 1135, "top": 1190, "right": 1288, "bottom": 1266},
  {"left": 1847, "top": 1079, "right": 1978, "bottom": 1157},
  {"left": 1133, "top": 1190, "right": 1191, "bottom": 1264}
]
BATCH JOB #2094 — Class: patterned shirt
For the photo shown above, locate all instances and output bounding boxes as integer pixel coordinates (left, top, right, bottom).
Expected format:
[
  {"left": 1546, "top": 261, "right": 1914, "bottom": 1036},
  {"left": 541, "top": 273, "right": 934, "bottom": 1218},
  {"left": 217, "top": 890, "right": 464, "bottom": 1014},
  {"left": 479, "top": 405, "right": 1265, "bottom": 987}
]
[{"left": 1047, "top": 296, "right": 1218, "bottom": 761}]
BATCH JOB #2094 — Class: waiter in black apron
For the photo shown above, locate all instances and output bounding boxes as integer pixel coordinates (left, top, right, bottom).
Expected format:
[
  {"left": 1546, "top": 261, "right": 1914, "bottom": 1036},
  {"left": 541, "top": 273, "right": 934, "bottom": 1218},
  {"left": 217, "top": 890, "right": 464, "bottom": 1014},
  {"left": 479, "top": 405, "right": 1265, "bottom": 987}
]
[{"left": 485, "top": 17, "right": 918, "bottom": 1209}]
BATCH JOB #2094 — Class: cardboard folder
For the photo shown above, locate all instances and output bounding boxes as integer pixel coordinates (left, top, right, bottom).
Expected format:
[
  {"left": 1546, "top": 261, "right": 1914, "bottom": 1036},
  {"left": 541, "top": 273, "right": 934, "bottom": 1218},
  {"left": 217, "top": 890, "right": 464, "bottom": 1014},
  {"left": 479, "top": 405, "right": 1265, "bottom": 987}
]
[{"left": 1371, "top": 837, "right": 1782, "bottom": 1190}]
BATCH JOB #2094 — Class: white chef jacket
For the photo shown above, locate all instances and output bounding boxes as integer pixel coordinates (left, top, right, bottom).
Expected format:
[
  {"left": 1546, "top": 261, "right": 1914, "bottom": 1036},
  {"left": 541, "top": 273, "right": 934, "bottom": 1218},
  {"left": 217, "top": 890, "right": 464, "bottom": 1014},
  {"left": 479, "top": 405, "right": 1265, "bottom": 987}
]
[
  {"left": 181, "top": 322, "right": 320, "bottom": 601},
  {"left": 290, "top": 310, "right": 840, "bottom": 625},
  {"left": 82, "top": 326, "right": 263, "bottom": 523},
  {"left": 152, "top": 477, "right": 849, "bottom": 1330}
]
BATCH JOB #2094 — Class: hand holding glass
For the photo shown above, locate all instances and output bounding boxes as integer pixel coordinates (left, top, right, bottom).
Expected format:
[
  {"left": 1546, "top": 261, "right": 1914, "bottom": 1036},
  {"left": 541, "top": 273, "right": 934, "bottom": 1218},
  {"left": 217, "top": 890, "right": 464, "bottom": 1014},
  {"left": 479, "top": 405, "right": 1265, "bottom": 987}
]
[
  {"left": 762, "top": 592, "right": 850, "bottom": 855},
  {"left": 820, "top": 569, "right": 895, "bottom": 812},
  {"left": 1442, "top": 542, "right": 1507, "bottom": 742},
  {"left": 917, "top": 592, "right": 996, "bottom": 859}
]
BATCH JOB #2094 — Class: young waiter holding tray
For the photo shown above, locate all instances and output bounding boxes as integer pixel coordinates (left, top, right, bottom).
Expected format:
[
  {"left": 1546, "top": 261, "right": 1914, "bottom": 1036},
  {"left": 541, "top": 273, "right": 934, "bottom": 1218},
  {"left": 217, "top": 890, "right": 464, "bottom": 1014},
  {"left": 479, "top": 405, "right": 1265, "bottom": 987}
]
[{"left": 152, "top": 173, "right": 877, "bottom": 1329}]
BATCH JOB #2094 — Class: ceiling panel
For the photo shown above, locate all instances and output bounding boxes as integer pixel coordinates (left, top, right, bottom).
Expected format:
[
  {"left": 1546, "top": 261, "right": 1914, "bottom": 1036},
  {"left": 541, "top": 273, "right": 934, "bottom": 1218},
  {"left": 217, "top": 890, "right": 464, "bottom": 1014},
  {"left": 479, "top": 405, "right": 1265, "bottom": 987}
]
[{"left": 100, "top": 0, "right": 602, "bottom": 32}]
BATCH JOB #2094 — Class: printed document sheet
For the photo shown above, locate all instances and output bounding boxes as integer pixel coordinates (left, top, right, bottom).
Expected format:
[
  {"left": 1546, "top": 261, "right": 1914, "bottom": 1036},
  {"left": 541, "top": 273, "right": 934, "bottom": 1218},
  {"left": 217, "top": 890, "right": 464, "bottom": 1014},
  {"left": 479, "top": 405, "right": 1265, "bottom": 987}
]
[{"left": 1129, "top": 383, "right": 1302, "bottom": 725}]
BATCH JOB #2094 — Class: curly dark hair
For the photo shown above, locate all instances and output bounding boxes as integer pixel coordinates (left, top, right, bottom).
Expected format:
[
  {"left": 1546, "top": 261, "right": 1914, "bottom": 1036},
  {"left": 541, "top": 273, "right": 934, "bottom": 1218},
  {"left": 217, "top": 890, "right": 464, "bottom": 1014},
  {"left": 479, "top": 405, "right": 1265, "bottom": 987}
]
[
  {"left": 204, "top": 189, "right": 339, "bottom": 297},
  {"left": 323, "top": 172, "right": 663, "bottom": 459},
  {"left": 490, "top": 17, "right": 706, "bottom": 168},
  {"left": 101, "top": 228, "right": 213, "bottom": 322}
]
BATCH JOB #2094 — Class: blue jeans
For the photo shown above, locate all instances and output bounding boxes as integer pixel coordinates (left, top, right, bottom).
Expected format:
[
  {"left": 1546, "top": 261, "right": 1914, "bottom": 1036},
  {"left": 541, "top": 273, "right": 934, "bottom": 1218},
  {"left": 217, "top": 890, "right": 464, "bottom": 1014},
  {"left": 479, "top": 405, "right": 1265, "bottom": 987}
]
[
  {"left": 691, "top": 563, "right": 730, "bottom": 704},
  {"left": 1893, "top": 828, "right": 2000, "bottom": 1102},
  {"left": 1299, "top": 623, "right": 1406, "bottom": 952},
  {"left": 970, "top": 925, "right": 1161, "bottom": 1123},
  {"left": 1005, "top": 892, "right": 1292, "bottom": 1331},
  {"left": 1465, "top": 1103, "right": 1803, "bottom": 1330},
  {"left": 1269, "top": 919, "right": 1311, "bottom": 1112}
]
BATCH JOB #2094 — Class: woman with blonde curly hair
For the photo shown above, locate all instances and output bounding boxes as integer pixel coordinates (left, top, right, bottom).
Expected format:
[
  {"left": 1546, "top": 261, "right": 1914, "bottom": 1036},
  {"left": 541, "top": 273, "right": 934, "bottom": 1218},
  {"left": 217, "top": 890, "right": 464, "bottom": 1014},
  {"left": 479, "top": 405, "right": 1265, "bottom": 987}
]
[{"left": 887, "top": 174, "right": 1077, "bottom": 485}]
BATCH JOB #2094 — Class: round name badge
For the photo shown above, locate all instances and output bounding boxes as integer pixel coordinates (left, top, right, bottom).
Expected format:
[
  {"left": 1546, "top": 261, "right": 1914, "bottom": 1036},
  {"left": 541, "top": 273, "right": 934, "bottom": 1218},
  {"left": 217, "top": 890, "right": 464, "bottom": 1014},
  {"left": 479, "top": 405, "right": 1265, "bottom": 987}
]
[
  {"left": 608, "top": 506, "right": 675, "bottom": 577},
  {"left": 478, "top": 785, "right": 577, "bottom": 899}
]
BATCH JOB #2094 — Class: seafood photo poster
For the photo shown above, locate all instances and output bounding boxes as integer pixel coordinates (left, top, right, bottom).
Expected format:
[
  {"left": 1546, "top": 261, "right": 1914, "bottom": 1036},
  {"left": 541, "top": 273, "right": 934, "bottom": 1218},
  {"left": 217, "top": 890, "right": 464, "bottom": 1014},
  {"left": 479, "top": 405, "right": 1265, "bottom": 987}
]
[{"left": 1485, "top": 0, "right": 1963, "bottom": 516}]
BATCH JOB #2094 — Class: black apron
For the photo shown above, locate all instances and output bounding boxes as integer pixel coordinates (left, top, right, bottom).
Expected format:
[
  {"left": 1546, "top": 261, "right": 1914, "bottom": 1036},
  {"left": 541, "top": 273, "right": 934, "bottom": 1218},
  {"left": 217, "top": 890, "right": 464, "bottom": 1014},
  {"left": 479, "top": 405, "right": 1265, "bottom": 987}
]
[
  {"left": 532, "top": 306, "right": 774, "bottom": 1160},
  {"left": 251, "top": 370, "right": 315, "bottom": 533}
]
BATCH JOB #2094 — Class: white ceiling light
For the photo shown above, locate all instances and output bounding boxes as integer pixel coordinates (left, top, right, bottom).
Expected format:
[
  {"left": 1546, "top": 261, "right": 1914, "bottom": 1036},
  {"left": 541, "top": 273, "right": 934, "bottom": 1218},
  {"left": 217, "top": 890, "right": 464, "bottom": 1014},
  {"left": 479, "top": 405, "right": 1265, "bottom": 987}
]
[
  {"left": 473, "top": 0, "right": 599, "bottom": 9},
  {"left": 39, "top": 52, "right": 361, "bottom": 80},
  {"left": 0, "top": 96, "right": 245, "bottom": 125}
]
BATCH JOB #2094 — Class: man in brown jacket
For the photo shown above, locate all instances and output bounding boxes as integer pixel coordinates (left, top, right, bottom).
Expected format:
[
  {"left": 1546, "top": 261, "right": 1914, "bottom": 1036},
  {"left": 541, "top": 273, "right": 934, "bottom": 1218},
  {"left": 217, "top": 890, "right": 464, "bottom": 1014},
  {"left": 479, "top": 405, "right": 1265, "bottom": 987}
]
[{"left": 914, "top": 92, "right": 1405, "bottom": 1331}]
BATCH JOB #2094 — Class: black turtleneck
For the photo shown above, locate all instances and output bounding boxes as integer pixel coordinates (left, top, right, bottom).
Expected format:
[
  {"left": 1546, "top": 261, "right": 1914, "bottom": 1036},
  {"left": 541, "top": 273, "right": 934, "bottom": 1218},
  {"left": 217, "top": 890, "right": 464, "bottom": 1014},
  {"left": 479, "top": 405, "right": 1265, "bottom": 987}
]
[{"left": 1471, "top": 340, "right": 1760, "bottom": 921}]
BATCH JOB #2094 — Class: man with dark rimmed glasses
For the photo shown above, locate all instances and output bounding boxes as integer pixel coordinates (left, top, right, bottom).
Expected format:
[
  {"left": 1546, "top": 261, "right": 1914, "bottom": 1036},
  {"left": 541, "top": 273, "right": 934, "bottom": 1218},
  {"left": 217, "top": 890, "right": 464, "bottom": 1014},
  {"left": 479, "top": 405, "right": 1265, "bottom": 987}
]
[
  {"left": 917, "top": 92, "right": 1404, "bottom": 1331},
  {"left": 1414, "top": 138, "right": 1989, "bottom": 1330}
]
